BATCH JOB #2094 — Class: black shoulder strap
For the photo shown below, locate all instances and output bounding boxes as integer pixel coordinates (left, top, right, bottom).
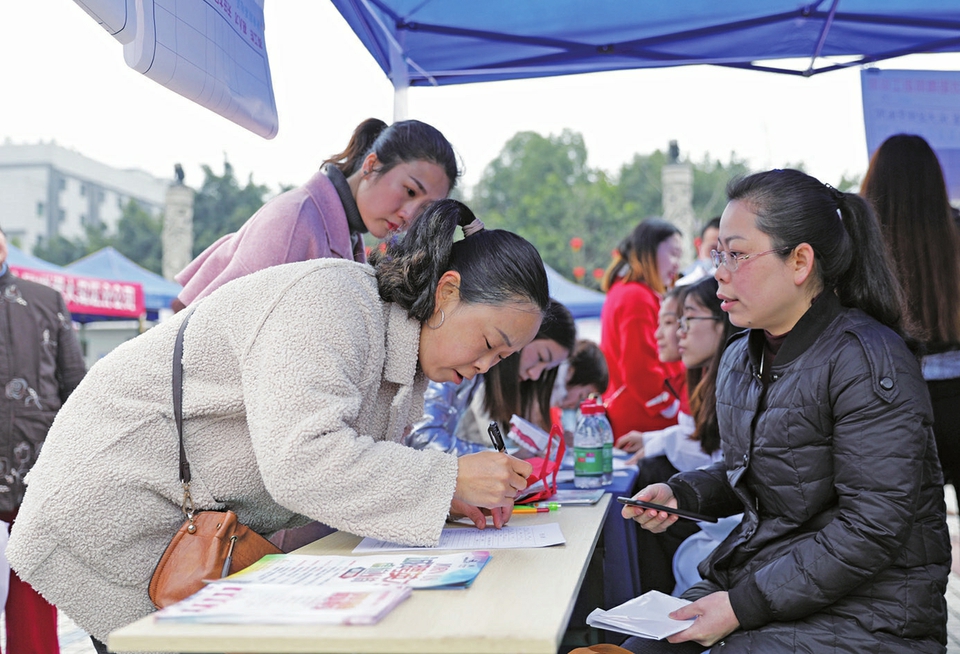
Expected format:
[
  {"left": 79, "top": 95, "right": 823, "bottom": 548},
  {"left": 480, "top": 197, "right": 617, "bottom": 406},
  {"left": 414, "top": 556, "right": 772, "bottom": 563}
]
[{"left": 173, "top": 309, "right": 195, "bottom": 484}]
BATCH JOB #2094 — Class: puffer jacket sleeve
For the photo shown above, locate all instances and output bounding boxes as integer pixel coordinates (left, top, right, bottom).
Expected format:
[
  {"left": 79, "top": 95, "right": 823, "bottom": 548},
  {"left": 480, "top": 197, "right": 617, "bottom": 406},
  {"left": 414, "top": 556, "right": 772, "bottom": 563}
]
[
  {"left": 668, "top": 462, "right": 741, "bottom": 517},
  {"left": 728, "top": 328, "right": 937, "bottom": 629},
  {"left": 404, "top": 379, "right": 490, "bottom": 456}
]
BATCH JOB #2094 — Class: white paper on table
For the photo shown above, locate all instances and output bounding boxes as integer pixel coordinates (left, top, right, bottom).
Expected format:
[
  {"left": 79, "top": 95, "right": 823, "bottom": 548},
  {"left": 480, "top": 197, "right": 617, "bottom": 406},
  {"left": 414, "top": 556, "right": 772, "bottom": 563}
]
[
  {"left": 586, "top": 590, "right": 696, "bottom": 640},
  {"left": 353, "top": 523, "right": 565, "bottom": 553}
]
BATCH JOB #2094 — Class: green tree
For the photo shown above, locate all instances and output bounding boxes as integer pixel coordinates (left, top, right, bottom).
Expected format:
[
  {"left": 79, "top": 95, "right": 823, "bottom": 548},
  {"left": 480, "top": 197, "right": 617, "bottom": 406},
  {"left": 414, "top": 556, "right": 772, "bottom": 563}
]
[
  {"left": 472, "top": 131, "right": 753, "bottom": 289},
  {"left": 471, "top": 130, "right": 623, "bottom": 287},
  {"left": 691, "top": 153, "right": 751, "bottom": 222},
  {"left": 32, "top": 233, "right": 87, "bottom": 266},
  {"left": 114, "top": 199, "right": 163, "bottom": 273},
  {"left": 191, "top": 160, "right": 271, "bottom": 256},
  {"left": 33, "top": 201, "right": 161, "bottom": 271}
]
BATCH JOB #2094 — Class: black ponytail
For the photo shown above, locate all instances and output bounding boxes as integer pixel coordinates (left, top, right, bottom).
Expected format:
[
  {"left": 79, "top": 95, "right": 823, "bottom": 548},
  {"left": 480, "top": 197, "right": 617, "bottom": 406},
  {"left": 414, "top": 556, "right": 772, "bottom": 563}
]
[
  {"left": 376, "top": 199, "right": 549, "bottom": 323},
  {"left": 727, "top": 169, "right": 911, "bottom": 338},
  {"left": 325, "top": 118, "right": 460, "bottom": 190},
  {"left": 324, "top": 118, "right": 388, "bottom": 176}
]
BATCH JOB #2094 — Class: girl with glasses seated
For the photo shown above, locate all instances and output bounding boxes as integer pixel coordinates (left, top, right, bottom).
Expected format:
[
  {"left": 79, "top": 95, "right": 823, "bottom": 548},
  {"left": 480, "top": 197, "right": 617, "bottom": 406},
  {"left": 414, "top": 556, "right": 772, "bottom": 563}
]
[{"left": 626, "top": 277, "right": 738, "bottom": 597}]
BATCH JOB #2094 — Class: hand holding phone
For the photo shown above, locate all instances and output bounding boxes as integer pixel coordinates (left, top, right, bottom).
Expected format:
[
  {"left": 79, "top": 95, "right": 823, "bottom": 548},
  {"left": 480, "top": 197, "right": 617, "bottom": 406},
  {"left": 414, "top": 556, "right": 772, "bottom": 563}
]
[{"left": 617, "top": 496, "right": 717, "bottom": 523}]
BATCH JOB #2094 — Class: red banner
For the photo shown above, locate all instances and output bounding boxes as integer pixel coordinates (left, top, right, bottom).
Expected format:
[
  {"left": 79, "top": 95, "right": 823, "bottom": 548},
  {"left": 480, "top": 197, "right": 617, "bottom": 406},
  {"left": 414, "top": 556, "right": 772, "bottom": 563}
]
[{"left": 9, "top": 266, "right": 145, "bottom": 319}]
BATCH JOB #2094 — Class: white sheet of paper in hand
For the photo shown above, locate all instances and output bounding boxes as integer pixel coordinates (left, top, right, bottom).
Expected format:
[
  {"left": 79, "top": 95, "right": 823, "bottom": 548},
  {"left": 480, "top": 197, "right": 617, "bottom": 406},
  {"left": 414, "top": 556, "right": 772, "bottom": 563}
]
[{"left": 586, "top": 590, "right": 696, "bottom": 640}]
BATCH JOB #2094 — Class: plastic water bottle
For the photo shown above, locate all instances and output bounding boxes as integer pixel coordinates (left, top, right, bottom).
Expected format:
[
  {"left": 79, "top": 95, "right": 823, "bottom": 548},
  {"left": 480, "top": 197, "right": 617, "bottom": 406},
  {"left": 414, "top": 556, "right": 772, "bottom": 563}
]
[
  {"left": 574, "top": 399, "right": 604, "bottom": 488},
  {"left": 595, "top": 403, "right": 614, "bottom": 486}
]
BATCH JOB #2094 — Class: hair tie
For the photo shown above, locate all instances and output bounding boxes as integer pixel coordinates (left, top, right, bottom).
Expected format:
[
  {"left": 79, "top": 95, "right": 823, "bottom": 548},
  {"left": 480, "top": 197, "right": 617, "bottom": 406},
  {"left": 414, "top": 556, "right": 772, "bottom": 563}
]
[
  {"left": 461, "top": 218, "right": 485, "bottom": 237},
  {"left": 823, "top": 183, "right": 846, "bottom": 220}
]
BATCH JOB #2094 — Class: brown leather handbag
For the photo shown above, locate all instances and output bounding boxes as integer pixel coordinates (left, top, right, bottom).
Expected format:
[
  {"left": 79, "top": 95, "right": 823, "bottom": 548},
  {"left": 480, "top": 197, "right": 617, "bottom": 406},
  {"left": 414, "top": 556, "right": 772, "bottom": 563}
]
[{"left": 148, "top": 310, "right": 281, "bottom": 609}]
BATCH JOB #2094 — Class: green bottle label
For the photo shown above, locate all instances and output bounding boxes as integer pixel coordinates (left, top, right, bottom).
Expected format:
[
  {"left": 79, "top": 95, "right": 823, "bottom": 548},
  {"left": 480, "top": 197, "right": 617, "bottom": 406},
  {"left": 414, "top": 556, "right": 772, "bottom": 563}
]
[
  {"left": 602, "top": 443, "right": 613, "bottom": 473},
  {"left": 575, "top": 447, "right": 604, "bottom": 476}
]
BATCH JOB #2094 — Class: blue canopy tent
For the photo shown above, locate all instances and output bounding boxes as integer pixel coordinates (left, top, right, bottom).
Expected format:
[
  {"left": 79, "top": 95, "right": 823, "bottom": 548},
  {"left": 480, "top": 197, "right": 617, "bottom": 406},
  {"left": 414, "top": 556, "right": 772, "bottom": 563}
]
[
  {"left": 65, "top": 247, "right": 181, "bottom": 320},
  {"left": 6, "top": 244, "right": 147, "bottom": 323},
  {"left": 545, "top": 264, "right": 605, "bottom": 320},
  {"left": 329, "top": 1, "right": 960, "bottom": 115},
  {"left": 330, "top": 1, "right": 960, "bottom": 84}
]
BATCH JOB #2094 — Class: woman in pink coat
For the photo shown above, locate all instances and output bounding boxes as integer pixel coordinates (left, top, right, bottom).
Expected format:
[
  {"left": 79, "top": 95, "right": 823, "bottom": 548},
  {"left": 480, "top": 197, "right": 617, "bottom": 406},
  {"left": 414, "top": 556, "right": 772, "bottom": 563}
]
[{"left": 172, "top": 118, "right": 459, "bottom": 310}]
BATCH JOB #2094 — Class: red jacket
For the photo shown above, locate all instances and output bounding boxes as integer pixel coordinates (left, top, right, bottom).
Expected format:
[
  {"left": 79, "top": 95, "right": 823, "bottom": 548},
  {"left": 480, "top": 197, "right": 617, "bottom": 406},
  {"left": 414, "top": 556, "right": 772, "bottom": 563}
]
[{"left": 600, "top": 278, "right": 685, "bottom": 443}]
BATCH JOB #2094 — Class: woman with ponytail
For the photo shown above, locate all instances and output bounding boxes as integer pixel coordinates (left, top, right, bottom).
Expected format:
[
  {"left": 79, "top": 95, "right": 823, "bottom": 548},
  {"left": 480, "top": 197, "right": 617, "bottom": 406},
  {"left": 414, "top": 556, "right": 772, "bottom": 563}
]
[
  {"left": 172, "top": 117, "right": 459, "bottom": 310},
  {"left": 600, "top": 218, "right": 686, "bottom": 444},
  {"left": 615, "top": 169, "right": 950, "bottom": 653},
  {"left": 8, "top": 199, "right": 548, "bottom": 644}
]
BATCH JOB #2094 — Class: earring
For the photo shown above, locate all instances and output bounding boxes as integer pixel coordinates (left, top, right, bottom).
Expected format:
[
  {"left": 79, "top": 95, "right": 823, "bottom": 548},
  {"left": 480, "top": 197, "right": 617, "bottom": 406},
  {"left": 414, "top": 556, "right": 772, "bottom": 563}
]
[{"left": 428, "top": 309, "right": 445, "bottom": 330}]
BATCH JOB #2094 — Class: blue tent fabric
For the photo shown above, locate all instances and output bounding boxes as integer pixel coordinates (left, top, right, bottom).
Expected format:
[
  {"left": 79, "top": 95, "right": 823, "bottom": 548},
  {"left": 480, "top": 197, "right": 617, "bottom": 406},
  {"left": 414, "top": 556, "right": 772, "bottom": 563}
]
[
  {"left": 65, "top": 247, "right": 181, "bottom": 315},
  {"left": 6, "top": 244, "right": 66, "bottom": 272},
  {"left": 545, "top": 264, "right": 605, "bottom": 320},
  {"left": 330, "top": 1, "right": 960, "bottom": 86}
]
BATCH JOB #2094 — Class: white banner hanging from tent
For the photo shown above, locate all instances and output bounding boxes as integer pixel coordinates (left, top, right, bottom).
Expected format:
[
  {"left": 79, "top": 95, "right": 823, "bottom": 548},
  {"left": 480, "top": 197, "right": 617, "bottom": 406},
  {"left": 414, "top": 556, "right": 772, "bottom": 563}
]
[{"left": 861, "top": 68, "right": 960, "bottom": 201}]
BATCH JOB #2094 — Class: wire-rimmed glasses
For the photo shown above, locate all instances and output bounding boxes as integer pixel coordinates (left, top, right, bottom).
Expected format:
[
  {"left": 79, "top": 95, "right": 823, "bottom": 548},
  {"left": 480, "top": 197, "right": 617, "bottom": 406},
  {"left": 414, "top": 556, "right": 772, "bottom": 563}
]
[
  {"left": 710, "top": 247, "right": 792, "bottom": 272},
  {"left": 678, "top": 315, "right": 722, "bottom": 332}
]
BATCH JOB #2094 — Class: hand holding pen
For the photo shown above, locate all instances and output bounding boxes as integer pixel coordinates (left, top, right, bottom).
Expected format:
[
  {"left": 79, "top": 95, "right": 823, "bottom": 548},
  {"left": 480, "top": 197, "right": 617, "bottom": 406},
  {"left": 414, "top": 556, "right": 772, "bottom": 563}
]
[
  {"left": 487, "top": 421, "right": 506, "bottom": 452},
  {"left": 454, "top": 427, "right": 531, "bottom": 512}
]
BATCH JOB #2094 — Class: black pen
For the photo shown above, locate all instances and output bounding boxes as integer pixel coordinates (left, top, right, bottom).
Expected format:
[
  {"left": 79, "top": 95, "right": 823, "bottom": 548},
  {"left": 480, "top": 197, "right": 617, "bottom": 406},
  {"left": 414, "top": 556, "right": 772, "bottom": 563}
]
[{"left": 487, "top": 421, "right": 506, "bottom": 452}]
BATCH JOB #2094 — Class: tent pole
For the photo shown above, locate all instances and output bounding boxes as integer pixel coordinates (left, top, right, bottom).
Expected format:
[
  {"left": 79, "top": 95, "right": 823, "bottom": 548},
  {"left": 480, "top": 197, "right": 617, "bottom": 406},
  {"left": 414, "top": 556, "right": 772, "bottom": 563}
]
[
  {"left": 391, "top": 32, "right": 409, "bottom": 121},
  {"left": 393, "top": 85, "right": 408, "bottom": 121}
]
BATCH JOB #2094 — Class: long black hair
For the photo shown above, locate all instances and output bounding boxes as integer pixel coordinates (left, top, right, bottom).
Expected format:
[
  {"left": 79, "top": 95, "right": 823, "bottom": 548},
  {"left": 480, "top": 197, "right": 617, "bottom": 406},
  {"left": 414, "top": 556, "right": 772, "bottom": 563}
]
[
  {"left": 483, "top": 299, "right": 577, "bottom": 429},
  {"left": 726, "top": 169, "right": 911, "bottom": 339},
  {"left": 324, "top": 118, "right": 460, "bottom": 190},
  {"left": 376, "top": 199, "right": 550, "bottom": 323},
  {"left": 680, "top": 277, "right": 737, "bottom": 455},
  {"left": 861, "top": 134, "right": 960, "bottom": 348}
]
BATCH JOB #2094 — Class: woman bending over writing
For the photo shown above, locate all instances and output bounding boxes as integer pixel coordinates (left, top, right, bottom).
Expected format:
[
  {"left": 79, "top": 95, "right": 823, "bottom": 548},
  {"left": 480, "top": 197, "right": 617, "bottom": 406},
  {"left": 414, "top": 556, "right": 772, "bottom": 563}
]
[{"left": 8, "top": 199, "right": 547, "bottom": 645}]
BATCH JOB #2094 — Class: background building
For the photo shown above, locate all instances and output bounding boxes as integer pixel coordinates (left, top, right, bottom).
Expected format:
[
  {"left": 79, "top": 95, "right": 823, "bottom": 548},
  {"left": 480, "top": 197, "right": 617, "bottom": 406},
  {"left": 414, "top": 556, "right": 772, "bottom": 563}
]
[{"left": 0, "top": 140, "right": 169, "bottom": 251}]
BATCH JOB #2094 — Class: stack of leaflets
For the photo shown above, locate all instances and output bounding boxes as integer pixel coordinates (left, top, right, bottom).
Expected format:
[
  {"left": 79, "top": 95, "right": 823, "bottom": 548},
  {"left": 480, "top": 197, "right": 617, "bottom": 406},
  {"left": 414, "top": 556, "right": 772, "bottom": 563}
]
[
  {"left": 154, "top": 583, "right": 411, "bottom": 625},
  {"left": 586, "top": 590, "right": 696, "bottom": 640},
  {"left": 154, "top": 551, "right": 491, "bottom": 625}
]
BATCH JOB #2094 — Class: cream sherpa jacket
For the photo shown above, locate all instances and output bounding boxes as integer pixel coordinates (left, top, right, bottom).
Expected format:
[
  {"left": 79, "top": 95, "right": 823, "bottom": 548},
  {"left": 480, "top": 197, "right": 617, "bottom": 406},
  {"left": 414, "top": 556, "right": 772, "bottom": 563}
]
[{"left": 7, "top": 259, "right": 458, "bottom": 643}]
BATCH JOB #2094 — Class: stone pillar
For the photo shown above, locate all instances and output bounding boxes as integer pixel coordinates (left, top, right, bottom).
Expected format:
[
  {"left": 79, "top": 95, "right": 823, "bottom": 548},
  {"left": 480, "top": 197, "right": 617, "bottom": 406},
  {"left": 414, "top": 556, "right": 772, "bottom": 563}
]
[
  {"left": 661, "top": 143, "right": 697, "bottom": 267},
  {"left": 162, "top": 179, "right": 195, "bottom": 282}
]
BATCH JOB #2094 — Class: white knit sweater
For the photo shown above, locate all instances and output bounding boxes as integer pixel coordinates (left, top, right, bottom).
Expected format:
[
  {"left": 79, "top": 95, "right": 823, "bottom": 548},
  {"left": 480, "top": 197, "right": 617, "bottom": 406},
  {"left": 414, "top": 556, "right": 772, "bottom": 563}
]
[{"left": 7, "top": 259, "right": 458, "bottom": 642}]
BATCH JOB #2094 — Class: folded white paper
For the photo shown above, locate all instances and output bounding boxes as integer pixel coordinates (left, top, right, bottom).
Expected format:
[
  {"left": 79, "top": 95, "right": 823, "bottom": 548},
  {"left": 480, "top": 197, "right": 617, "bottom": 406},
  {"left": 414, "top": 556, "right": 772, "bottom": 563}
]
[{"left": 587, "top": 590, "right": 696, "bottom": 640}]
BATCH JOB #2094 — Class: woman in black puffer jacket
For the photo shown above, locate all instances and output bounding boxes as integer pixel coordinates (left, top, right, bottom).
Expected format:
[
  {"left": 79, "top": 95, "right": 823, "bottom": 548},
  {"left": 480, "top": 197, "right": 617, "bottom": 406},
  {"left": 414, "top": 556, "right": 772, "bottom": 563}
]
[{"left": 620, "top": 169, "right": 951, "bottom": 653}]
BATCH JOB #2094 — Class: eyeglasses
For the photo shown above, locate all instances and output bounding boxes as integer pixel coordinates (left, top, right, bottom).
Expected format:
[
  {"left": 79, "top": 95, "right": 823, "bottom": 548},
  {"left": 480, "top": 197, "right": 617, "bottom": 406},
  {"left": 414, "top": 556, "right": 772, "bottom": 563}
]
[
  {"left": 678, "top": 315, "right": 722, "bottom": 332},
  {"left": 710, "top": 247, "right": 792, "bottom": 272}
]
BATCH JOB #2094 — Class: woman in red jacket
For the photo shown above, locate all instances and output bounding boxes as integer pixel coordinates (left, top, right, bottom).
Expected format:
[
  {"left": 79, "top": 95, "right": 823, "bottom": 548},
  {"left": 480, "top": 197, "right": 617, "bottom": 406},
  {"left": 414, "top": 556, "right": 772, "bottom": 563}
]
[{"left": 599, "top": 218, "right": 685, "bottom": 444}]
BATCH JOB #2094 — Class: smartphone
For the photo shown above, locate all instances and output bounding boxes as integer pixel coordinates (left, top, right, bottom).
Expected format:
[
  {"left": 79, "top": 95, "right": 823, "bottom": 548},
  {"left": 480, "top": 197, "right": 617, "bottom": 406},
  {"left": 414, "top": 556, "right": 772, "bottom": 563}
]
[{"left": 617, "top": 496, "right": 717, "bottom": 523}]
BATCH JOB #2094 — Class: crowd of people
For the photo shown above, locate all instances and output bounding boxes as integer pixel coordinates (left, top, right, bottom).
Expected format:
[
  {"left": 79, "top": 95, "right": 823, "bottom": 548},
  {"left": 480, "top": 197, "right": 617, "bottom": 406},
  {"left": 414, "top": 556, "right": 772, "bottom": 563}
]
[{"left": 0, "top": 120, "right": 956, "bottom": 654}]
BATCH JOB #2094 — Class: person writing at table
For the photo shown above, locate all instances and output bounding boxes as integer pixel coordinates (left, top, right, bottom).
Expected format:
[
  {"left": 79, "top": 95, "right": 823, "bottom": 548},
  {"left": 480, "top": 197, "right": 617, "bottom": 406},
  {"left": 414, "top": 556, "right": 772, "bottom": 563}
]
[
  {"left": 7, "top": 199, "right": 546, "bottom": 648},
  {"left": 404, "top": 299, "right": 576, "bottom": 456},
  {"left": 618, "top": 169, "right": 949, "bottom": 653},
  {"left": 172, "top": 117, "right": 458, "bottom": 311}
]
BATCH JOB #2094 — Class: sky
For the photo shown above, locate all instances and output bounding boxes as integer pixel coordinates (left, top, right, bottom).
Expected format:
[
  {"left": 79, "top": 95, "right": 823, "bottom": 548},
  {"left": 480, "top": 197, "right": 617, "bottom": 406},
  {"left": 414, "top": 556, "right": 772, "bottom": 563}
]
[{"left": 5, "top": 1, "right": 960, "bottom": 199}]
